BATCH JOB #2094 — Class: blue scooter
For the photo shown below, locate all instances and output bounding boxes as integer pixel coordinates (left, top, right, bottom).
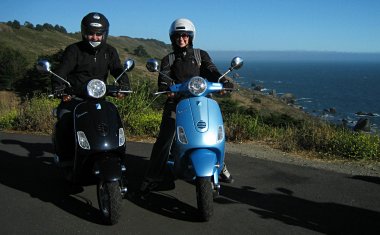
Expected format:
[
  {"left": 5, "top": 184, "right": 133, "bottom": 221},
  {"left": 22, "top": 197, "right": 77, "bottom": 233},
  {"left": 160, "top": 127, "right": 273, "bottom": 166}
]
[
  {"left": 37, "top": 59, "right": 134, "bottom": 225},
  {"left": 146, "top": 56, "right": 243, "bottom": 221}
]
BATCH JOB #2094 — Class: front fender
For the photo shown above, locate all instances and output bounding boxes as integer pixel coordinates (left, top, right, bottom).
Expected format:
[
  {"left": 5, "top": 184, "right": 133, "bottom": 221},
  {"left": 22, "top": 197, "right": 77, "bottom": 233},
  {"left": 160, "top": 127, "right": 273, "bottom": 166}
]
[
  {"left": 93, "top": 157, "right": 122, "bottom": 182},
  {"left": 190, "top": 149, "right": 217, "bottom": 177}
]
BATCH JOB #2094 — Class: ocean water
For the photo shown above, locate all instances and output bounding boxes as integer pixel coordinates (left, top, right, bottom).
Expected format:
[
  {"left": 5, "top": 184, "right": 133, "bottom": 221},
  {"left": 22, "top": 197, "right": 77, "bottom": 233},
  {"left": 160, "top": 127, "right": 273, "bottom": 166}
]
[{"left": 213, "top": 58, "right": 380, "bottom": 131}]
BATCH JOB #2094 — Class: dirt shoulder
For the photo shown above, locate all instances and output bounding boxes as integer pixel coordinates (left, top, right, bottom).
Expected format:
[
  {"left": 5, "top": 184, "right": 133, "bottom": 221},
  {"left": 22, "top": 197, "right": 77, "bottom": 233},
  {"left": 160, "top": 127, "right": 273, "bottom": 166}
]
[
  {"left": 131, "top": 135, "right": 380, "bottom": 177},
  {"left": 226, "top": 141, "right": 380, "bottom": 177}
]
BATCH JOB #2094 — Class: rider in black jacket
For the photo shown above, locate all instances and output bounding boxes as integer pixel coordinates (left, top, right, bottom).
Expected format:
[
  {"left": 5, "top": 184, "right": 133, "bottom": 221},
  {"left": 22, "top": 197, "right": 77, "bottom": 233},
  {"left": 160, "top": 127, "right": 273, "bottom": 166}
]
[
  {"left": 52, "top": 12, "right": 129, "bottom": 97},
  {"left": 139, "top": 18, "right": 234, "bottom": 196},
  {"left": 52, "top": 12, "right": 130, "bottom": 162}
]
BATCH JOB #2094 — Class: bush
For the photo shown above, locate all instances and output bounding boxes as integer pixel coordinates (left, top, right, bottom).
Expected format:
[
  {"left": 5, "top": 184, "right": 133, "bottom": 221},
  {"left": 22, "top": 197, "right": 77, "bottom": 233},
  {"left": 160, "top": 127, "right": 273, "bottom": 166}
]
[
  {"left": 110, "top": 79, "right": 162, "bottom": 136},
  {"left": 13, "top": 94, "right": 58, "bottom": 133},
  {"left": 327, "top": 130, "right": 380, "bottom": 160},
  {"left": 224, "top": 113, "right": 261, "bottom": 141},
  {"left": 0, "top": 110, "right": 18, "bottom": 129},
  {"left": 125, "top": 111, "right": 161, "bottom": 136}
]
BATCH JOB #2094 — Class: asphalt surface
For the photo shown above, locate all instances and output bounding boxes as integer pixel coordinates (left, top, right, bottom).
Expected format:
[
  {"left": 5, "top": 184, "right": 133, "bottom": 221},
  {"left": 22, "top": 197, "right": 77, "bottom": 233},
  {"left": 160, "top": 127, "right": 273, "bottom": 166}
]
[{"left": 0, "top": 131, "right": 379, "bottom": 234}]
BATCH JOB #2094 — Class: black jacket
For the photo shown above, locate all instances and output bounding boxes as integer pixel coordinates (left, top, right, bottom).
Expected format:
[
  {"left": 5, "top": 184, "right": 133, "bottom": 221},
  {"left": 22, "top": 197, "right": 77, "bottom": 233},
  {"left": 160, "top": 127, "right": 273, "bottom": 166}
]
[
  {"left": 53, "top": 41, "right": 129, "bottom": 96},
  {"left": 158, "top": 47, "right": 223, "bottom": 91}
]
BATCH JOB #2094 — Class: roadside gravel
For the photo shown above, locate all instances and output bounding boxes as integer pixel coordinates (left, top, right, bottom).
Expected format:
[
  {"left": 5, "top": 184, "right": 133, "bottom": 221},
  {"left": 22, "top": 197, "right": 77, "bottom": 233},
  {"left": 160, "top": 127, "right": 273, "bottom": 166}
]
[
  {"left": 226, "top": 141, "right": 380, "bottom": 177},
  {"left": 134, "top": 136, "right": 380, "bottom": 177}
]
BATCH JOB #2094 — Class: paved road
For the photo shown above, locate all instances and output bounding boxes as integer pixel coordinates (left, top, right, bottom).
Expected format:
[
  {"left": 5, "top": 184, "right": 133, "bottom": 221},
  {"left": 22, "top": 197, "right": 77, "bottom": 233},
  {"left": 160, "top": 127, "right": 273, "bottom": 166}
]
[{"left": 0, "top": 132, "right": 379, "bottom": 234}]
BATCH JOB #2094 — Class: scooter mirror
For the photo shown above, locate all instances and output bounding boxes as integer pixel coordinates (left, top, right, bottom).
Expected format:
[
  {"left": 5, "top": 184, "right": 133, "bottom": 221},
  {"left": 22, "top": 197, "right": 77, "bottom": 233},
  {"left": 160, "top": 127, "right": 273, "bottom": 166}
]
[
  {"left": 146, "top": 58, "right": 159, "bottom": 72},
  {"left": 230, "top": 57, "right": 244, "bottom": 70},
  {"left": 124, "top": 59, "right": 135, "bottom": 72},
  {"left": 36, "top": 60, "right": 51, "bottom": 73}
]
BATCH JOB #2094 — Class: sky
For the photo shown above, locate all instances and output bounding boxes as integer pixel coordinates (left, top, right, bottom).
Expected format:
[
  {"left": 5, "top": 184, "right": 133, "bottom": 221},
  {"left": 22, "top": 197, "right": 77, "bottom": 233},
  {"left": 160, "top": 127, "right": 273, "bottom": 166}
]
[{"left": 0, "top": 0, "right": 379, "bottom": 53}]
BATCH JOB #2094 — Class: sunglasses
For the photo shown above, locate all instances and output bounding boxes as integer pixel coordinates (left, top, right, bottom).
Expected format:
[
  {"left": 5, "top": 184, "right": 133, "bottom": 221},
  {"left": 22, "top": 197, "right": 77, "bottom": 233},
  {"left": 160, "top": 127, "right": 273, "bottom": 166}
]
[
  {"left": 175, "top": 33, "right": 190, "bottom": 38},
  {"left": 87, "top": 32, "right": 104, "bottom": 36}
]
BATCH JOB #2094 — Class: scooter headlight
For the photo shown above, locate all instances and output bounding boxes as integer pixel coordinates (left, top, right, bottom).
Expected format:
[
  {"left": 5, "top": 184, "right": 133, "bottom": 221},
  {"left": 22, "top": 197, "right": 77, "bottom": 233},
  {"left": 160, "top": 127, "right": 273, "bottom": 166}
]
[
  {"left": 87, "top": 79, "right": 106, "bottom": 98},
  {"left": 188, "top": 76, "right": 207, "bottom": 96}
]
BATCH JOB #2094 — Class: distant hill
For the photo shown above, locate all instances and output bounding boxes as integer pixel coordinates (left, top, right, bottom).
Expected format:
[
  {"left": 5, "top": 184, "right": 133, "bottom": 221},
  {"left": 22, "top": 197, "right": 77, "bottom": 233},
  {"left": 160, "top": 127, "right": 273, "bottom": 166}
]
[{"left": 0, "top": 23, "right": 172, "bottom": 68}]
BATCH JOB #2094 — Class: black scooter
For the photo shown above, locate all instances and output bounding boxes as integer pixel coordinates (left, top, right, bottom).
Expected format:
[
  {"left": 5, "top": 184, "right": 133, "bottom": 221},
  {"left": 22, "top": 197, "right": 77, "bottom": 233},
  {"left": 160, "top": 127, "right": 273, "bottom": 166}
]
[{"left": 37, "top": 59, "right": 134, "bottom": 225}]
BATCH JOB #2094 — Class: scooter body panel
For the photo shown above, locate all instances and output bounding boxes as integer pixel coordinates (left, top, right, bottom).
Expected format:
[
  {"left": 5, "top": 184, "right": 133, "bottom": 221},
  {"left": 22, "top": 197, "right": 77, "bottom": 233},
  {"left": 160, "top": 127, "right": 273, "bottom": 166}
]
[
  {"left": 74, "top": 99, "right": 125, "bottom": 152},
  {"left": 171, "top": 96, "right": 225, "bottom": 179},
  {"left": 69, "top": 99, "right": 126, "bottom": 183}
]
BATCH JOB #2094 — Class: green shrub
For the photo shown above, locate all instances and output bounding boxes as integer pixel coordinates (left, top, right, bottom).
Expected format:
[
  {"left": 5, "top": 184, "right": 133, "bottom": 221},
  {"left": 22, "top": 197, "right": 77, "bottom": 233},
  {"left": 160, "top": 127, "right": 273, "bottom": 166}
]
[
  {"left": 0, "top": 110, "right": 18, "bottom": 129},
  {"left": 124, "top": 111, "right": 161, "bottom": 136},
  {"left": 327, "top": 130, "right": 380, "bottom": 160},
  {"left": 224, "top": 113, "right": 261, "bottom": 141},
  {"left": 14, "top": 94, "right": 58, "bottom": 133}
]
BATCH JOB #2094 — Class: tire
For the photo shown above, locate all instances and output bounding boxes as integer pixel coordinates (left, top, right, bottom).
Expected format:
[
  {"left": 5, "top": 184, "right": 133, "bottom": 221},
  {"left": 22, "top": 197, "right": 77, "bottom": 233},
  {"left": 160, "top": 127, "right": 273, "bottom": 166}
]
[
  {"left": 97, "top": 181, "right": 122, "bottom": 225},
  {"left": 196, "top": 177, "right": 213, "bottom": 221}
]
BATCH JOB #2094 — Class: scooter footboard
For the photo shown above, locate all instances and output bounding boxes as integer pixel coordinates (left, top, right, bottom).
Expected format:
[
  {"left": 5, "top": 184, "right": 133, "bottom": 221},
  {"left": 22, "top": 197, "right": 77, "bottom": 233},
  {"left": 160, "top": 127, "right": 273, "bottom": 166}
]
[{"left": 190, "top": 149, "right": 218, "bottom": 177}]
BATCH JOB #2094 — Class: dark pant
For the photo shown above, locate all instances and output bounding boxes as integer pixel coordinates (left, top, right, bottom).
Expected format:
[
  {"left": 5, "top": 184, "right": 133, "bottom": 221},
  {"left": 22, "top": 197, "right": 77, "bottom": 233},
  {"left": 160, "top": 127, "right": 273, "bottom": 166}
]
[
  {"left": 54, "top": 98, "right": 82, "bottom": 161},
  {"left": 144, "top": 100, "right": 177, "bottom": 182}
]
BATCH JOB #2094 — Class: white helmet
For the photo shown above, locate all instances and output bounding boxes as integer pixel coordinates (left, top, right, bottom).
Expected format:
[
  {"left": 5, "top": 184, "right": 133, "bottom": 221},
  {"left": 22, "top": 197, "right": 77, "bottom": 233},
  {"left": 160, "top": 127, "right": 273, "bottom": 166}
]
[{"left": 169, "top": 18, "right": 196, "bottom": 44}]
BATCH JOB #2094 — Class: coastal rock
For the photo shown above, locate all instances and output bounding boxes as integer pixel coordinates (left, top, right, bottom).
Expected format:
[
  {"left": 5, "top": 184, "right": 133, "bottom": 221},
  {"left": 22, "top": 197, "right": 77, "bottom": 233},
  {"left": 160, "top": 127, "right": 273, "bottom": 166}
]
[
  {"left": 324, "top": 107, "right": 336, "bottom": 114},
  {"left": 353, "top": 118, "right": 371, "bottom": 132},
  {"left": 281, "top": 93, "right": 296, "bottom": 104},
  {"left": 269, "top": 89, "right": 277, "bottom": 97},
  {"left": 254, "top": 85, "right": 264, "bottom": 91},
  {"left": 356, "top": 111, "right": 376, "bottom": 117}
]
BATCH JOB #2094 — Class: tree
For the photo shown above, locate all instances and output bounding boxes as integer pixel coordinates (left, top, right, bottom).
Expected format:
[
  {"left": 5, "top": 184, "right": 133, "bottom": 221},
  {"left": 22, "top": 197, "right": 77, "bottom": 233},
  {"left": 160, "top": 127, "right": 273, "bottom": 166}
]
[
  {"left": 0, "top": 46, "right": 27, "bottom": 90},
  {"left": 35, "top": 24, "right": 43, "bottom": 31},
  {"left": 24, "top": 21, "right": 34, "bottom": 29},
  {"left": 14, "top": 50, "right": 65, "bottom": 96},
  {"left": 133, "top": 45, "right": 150, "bottom": 57},
  {"left": 6, "top": 20, "right": 21, "bottom": 29},
  {"left": 42, "top": 23, "right": 54, "bottom": 31},
  {"left": 54, "top": 24, "right": 67, "bottom": 34}
]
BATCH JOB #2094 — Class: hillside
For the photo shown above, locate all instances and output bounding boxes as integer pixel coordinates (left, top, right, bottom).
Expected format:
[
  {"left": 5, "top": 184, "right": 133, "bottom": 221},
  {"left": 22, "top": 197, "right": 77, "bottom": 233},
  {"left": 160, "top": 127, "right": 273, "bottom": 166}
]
[
  {"left": 0, "top": 22, "right": 310, "bottom": 122},
  {"left": 0, "top": 23, "right": 171, "bottom": 68}
]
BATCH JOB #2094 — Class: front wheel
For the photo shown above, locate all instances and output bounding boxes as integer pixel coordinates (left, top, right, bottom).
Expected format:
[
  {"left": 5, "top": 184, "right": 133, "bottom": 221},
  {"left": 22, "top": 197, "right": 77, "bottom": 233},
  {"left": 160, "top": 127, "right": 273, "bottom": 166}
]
[
  {"left": 97, "top": 181, "right": 122, "bottom": 225},
  {"left": 196, "top": 177, "right": 213, "bottom": 221}
]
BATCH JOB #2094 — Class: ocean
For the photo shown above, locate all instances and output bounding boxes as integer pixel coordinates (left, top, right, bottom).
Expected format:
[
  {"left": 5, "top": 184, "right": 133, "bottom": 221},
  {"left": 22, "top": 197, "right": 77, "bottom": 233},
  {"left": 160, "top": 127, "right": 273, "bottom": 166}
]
[{"left": 212, "top": 53, "right": 380, "bottom": 132}]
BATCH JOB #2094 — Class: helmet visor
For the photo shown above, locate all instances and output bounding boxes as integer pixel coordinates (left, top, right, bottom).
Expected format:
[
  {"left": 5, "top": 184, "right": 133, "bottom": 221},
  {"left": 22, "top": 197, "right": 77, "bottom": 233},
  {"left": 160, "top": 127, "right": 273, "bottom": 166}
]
[{"left": 84, "top": 28, "right": 106, "bottom": 36}]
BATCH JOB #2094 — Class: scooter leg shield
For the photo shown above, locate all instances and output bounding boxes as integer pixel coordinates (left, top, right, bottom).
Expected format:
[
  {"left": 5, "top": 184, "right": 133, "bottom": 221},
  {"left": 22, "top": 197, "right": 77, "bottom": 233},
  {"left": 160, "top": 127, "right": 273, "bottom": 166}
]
[{"left": 190, "top": 149, "right": 217, "bottom": 177}]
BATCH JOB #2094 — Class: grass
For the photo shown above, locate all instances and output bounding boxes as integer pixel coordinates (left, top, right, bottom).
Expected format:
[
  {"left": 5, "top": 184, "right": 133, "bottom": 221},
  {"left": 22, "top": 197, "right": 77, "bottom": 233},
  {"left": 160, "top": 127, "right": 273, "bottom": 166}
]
[{"left": 1, "top": 88, "right": 378, "bottom": 162}]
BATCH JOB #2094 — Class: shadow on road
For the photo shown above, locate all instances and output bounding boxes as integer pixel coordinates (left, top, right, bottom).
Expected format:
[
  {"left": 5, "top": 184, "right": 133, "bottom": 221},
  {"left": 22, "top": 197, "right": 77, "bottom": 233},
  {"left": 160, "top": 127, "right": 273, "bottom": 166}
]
[
  {"left": 219, "top": 184, "right": 380, "bottom": 234},
  {"left": 124, "top": 154, "right": 202, "bottom": 222},
  {"left": 0, "top": 139, "right": 104, "bottom": 224},
  {"left": 2, "top": 136, "right": 380, "bottom": 232},
  {"left": 0, "top": 138, "right": 202, "bottom": 223},
  {"left": 351, "top": 175, "right": 380, "bottom": 185}
]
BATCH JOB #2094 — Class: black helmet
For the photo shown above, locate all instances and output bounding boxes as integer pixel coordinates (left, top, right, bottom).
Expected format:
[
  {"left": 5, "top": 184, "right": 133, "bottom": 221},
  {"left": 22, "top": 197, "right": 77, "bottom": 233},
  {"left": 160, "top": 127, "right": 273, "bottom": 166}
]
[{"left": 81, "top": 12, "right": 109, "bottom": 47}]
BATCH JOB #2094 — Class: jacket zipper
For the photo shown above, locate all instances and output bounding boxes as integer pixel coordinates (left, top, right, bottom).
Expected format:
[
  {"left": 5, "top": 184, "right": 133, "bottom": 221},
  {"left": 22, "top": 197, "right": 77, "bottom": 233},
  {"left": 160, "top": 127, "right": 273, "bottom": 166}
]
[{"left": 94, "top": 50, "right": 98, "bottom": 62}]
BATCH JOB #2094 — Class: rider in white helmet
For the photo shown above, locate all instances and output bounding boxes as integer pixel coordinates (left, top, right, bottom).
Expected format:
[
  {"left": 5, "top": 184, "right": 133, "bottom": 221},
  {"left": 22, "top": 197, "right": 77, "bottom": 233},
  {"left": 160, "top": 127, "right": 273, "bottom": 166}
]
[{"left": 139, "top": 18, "right": 234, "bottom": 197}]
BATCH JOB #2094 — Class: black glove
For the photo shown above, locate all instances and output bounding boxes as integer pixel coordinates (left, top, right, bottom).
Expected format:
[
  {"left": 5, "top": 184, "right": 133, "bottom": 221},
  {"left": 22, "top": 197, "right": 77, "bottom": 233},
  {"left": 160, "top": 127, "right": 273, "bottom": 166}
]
[
  {"left": 53, "top": 85, "right": 66, "bottom": 98},
  {"left": 119, "top": 84, "right": 131, "bottom": 91},
  {"left": 222, "top": 80, "right": 234, "bottom": 89},
  {"left": 158, "top": 83, "right": 170, "bottom": 92}
]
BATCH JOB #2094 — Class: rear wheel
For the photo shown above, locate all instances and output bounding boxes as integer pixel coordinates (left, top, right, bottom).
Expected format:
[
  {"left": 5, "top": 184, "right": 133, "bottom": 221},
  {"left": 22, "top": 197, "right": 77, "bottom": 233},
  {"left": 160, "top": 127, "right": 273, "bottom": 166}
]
[
  {"left": 97, "top": 181, "right": 122, "bottom": 225},
  {"left": 196, "top": 177, "right": 213, "bottom": 221}
]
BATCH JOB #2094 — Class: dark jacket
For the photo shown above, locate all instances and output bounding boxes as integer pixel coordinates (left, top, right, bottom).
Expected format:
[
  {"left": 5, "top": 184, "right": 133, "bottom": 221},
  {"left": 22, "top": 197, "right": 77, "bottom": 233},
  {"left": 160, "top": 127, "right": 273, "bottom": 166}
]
[
  {"left": 158, "top": 47, "right": 223, "bottom": 92},
  {"left": 53, "top": 41, "right": 129, "bottom": 96}
]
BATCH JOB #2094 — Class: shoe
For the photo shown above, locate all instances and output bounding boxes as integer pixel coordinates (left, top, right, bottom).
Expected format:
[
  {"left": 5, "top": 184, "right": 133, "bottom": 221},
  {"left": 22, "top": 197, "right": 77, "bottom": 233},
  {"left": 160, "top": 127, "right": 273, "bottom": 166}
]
[
  {"left": 138, "top": 179, "right": 158, "bottom": 199},
  {"left": 219, "top": 164, "right": 234, "bottom": 183},
  {"left": 156, "top": 180, "right": 175, "bottom": 191}
]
